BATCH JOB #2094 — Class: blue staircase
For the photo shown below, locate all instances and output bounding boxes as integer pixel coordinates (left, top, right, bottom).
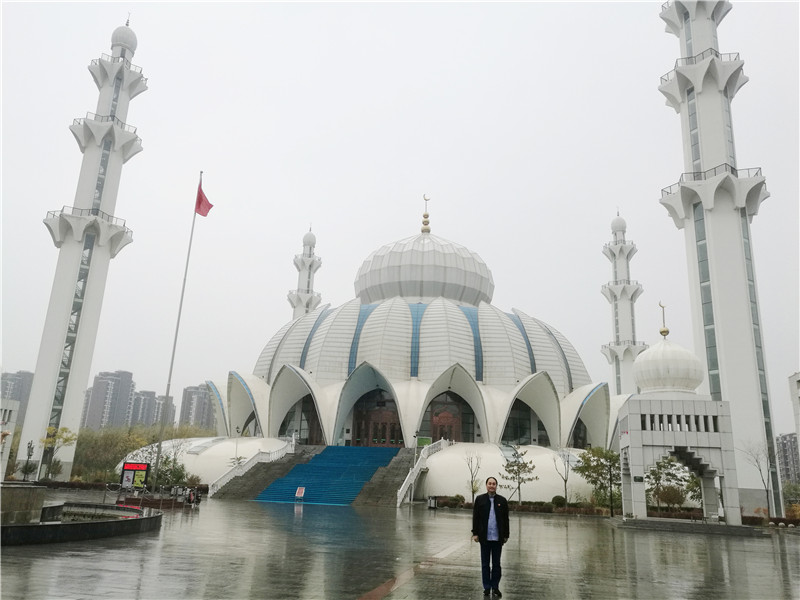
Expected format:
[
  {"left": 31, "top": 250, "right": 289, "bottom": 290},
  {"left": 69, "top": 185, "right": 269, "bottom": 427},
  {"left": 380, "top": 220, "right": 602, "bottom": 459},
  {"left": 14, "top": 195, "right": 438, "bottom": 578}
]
[{"left": 254, "top": 446, "right": 399, "bottom": 505}]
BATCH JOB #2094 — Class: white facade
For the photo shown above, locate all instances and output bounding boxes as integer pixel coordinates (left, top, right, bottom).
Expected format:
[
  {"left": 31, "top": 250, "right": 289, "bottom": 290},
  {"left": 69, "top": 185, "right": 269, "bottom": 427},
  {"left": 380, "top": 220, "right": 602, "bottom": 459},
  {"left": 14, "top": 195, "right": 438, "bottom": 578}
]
[
  {"left": 19, "top": 24, "right": 146, "bottom": 479},
  {"left": 658, "top": 0, "right": 781, "bottom": 516},
  {"left": 205, "top": 218, "right": 615, "bottom": 466},
  {"left": 601, "top": 215, "right": 648, "bottom": 395}
]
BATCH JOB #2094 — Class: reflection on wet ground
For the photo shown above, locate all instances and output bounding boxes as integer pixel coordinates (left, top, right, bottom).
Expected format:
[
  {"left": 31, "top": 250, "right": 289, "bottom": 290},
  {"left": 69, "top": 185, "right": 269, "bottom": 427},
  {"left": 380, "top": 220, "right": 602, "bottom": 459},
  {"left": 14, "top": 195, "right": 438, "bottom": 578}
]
[{"left": 1, "top": 490, "right": 798, "bottom": 599}]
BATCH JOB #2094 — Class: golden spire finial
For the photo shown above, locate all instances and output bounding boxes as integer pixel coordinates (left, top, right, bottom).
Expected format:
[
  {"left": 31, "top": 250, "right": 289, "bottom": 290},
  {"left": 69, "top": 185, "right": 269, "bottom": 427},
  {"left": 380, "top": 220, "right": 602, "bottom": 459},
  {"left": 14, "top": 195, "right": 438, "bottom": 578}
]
[
  {"left": 658, "top": 301, "right": 669, "bottom": 338},
  {"left": 421, "top": 194, "right": 431, "bottom": 233}
]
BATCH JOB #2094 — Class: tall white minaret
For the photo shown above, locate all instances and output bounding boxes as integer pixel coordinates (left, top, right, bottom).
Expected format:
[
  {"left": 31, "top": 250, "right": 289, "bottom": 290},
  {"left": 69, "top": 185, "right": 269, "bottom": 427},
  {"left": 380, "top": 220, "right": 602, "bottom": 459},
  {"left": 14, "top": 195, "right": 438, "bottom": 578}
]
[
  {"left": 601, "top": 214, "right": 647, "bottom": 395},
  {"left": 287, "top": 230, "right": 322, "bottom": 319},
  {"left": 19, "top": 23, "right": 147, "bottom": 479},
  {"left": 658, "top": 1, "right": 781, "bottom": 516}
]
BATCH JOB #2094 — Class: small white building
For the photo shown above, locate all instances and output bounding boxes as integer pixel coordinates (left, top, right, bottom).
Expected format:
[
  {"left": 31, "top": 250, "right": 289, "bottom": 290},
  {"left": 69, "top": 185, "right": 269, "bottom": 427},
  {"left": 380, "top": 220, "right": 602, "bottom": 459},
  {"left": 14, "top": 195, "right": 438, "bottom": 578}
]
[{"left": 618, "top": 328, "right": 742, "bottom": 525}]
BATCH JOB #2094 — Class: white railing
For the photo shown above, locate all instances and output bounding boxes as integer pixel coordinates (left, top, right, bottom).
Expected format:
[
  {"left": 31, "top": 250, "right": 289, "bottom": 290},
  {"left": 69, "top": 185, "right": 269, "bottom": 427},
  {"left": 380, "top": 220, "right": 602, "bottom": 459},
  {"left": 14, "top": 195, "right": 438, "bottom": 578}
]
[
  {"left": 208, "top": 437, "right": 296, "bottom": 498},
  {"left": 396, "top": 439, "right": 455, "bottom": 507}
]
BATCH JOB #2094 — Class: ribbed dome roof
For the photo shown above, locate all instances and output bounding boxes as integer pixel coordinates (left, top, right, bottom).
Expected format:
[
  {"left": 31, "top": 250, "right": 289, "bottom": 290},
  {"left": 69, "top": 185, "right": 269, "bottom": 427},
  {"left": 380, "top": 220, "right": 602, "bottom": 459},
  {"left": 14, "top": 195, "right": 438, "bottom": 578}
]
[
  {"left": 111, "top": 25, "right": 138, "bottom": 53},
  {"left": 354, "top": 233, "right": 494, "bottom": 306},
  {"left": 633, "top": 338, "right": 704, "bottom": 393}
]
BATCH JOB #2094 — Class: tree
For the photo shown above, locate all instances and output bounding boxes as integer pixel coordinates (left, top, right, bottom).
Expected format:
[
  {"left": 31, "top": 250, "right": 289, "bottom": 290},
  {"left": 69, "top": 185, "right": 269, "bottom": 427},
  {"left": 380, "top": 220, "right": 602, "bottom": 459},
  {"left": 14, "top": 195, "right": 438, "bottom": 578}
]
[
  {"left": 16, "top": 459, "right": 38, "bottom": 480},
  {"left": 739, "top": 442, "right": 773, "bottom": 519},
  {"left": 782, "top": 481, "right": 800, "bottom": 508},
  {"left": 646, "top": 456, "right": 690, "bottom": 513},
  {"left": 464, "top": 452, "right": 482, "bottom": 503},
  {"left": 39, "top": 427, "right": 78, "bottom": 479},
  {"left": 685, "top": 473, "right": 703, "bottom": 505},
  {"left": 553, "top": 448, "right": 576, "bottom": 504},
  {"left": 499, "top": 446, "right": 538, "bottom": 506},
  {"left": 654, "top": 484, "right": 687, "bottom": 511},
  {"left": 573, "top": 447, "right": 621, "bottom": 516}
]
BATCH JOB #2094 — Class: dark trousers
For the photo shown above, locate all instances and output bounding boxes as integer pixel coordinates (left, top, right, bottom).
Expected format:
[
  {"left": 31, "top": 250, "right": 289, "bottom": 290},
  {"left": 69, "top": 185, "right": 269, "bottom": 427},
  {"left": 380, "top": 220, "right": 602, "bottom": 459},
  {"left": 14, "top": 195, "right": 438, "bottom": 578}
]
[{"left": 480, "top": 541, "right": 503, "bottom": 590}]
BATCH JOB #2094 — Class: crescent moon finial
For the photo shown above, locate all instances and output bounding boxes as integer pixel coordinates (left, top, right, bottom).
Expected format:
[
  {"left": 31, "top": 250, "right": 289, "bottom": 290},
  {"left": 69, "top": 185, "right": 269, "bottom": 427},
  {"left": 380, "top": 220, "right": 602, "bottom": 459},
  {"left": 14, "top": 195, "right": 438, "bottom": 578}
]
[
  {"left": 658, "top": 302, "right": 669, "bottom": 338},
  {"left": 421, "top": 194, "right": 431, "bottom": 233}
]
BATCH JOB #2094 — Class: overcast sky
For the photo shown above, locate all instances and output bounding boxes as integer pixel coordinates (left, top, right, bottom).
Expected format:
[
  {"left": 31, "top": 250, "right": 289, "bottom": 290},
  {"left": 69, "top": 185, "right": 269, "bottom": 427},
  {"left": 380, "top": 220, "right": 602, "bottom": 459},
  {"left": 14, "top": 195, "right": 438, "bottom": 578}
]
[{"left": 2, "top": 2, "right": 798, "bottom": 432}]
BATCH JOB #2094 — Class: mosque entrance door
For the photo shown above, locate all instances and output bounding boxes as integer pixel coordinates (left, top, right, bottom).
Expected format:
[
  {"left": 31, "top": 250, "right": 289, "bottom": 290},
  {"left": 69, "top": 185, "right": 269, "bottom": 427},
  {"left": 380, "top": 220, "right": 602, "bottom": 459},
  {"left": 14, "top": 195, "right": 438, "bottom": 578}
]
[
  {"left": 278, "top": 394, "right": 324, "bottom": 445},
  {"left": 419, "top": 392, "right": 476, "bottom": 442},
  {"left": 352, "top": 390, "right": 403, "bottom": 447}
]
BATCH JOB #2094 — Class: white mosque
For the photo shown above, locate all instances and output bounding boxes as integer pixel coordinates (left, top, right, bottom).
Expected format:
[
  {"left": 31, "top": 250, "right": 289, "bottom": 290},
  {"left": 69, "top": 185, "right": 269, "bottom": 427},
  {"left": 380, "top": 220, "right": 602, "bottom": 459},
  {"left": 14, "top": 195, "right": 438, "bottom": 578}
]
[{"left": 22, "top": 2, "right": 785, "bottom": 517}]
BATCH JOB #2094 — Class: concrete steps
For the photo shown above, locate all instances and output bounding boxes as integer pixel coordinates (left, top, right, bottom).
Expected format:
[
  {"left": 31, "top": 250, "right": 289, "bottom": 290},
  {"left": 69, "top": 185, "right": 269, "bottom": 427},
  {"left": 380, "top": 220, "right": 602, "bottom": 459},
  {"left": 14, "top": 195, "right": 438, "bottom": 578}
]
[
  {"left": 254, "top": 446, "right": 400, "bottom": 506},
  {"left": 353, "top": 448, "right": 415, "bottom": 506},
  {"left": 211, "top": 445, "right": 325, "bottom": 500}
]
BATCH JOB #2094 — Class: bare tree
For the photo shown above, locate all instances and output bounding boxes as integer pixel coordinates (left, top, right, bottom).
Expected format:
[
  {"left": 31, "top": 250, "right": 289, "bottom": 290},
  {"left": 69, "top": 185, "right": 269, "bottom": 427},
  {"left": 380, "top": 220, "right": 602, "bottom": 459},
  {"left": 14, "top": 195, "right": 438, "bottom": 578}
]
[
  {"left": 499, "top": 446, "right": 538, "bottom": 506},
  {"left": 553, "top": 448, "right": 574, "bottom": 503},
  {"left": 740, "top": 442, "right": 773, "bottom": 519},
  {"left": 465, "top": 452, "right": 482, "bottom": 503}
]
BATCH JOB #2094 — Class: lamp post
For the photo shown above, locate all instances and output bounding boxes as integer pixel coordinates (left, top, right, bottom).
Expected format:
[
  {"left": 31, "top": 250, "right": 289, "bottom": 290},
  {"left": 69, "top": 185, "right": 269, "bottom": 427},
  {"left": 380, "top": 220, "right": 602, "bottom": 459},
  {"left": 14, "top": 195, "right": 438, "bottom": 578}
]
[
  {"left": 234, "top": 426, "right": 241, "bottom": 466},
  {"left": 23, "top": 441, "right": 34, "bottom": 482}
]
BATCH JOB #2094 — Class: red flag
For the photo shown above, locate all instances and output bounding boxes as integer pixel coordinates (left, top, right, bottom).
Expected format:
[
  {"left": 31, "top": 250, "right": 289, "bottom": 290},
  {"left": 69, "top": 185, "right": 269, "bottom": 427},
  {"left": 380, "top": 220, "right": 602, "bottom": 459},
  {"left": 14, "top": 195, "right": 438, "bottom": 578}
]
[{"left": 195, "top": 181, "right": 213, "bottom": 216}]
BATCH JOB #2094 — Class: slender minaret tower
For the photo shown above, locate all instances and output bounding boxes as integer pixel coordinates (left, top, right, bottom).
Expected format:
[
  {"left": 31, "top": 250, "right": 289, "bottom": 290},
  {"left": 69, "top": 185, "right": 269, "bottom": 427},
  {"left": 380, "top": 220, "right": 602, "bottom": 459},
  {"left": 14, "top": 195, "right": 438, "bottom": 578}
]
[
  {"left": 658, "top": 1, "right": 781, "bottom": 515},
  {"left": 287, "top": 229, "right": 322, "bottom": 319},
  {"left": 19, "top": 23, "right": 147, "bottom": 479},
  {"left": 601, "top": 214, "right": 648, "bottom": 395}
]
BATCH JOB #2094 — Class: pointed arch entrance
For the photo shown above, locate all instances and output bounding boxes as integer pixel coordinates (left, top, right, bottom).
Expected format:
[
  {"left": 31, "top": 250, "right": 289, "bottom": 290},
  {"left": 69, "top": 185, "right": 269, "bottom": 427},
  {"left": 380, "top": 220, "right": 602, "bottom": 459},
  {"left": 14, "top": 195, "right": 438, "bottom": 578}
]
[
  {"left": 278, "top": 394, "right": 324, "bottom": 445},
  {"left": 351, "top": 389, "right": 404, "bottom": 447},
  {"left": 419, "top": 391, "right": 477, "bottom": 442}
]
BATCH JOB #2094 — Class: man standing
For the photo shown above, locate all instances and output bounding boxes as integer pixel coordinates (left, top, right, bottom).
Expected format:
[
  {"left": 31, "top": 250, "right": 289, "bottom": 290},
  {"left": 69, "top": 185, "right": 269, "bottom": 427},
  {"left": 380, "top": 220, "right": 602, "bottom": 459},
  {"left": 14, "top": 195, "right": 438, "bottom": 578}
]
[{"left": 472, "top": 476, "right": 510, "bottom": 597}]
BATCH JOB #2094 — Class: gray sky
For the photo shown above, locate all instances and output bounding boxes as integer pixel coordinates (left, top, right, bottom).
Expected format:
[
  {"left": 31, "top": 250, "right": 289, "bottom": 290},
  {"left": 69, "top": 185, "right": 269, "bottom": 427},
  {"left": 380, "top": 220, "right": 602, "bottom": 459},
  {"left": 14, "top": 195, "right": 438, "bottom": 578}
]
[{"left": 2, "top": 2, "right": 798, "bottom": 432}]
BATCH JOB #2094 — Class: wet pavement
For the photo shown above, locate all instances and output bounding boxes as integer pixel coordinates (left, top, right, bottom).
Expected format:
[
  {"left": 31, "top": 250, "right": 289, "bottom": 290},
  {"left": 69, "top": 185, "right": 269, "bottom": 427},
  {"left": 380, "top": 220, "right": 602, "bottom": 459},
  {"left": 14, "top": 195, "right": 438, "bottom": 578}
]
[{"left": 1, "top": 489, "right": 798, "bottom": 599}]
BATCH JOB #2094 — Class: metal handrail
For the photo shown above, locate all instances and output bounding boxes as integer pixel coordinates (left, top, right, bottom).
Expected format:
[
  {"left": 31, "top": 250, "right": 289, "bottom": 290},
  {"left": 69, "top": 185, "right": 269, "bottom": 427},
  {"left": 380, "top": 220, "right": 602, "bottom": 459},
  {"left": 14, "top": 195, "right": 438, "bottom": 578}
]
[
  {"left": 660, "top": 49, "right": 741, "bottom": 84},
  {"left": 208, "top": 438, "right": 296, "bottom": 497},
  {"left": 93, "top": 53, "right": 144, "bottom": 74},
  {"left": 73, "top": 112, "right": 138, "bottom": 134},
  {"left": 47, "top": 205, "right": 130, "bottom": 230},
  {"left": 661, "top": 164, "right": 763, "bottom": 197},
  {"left": 396, "top": 439, "right": 455, "bottom": 507},
  {"left": 603, "top": 279, "right": 641, "bottom": 287}
]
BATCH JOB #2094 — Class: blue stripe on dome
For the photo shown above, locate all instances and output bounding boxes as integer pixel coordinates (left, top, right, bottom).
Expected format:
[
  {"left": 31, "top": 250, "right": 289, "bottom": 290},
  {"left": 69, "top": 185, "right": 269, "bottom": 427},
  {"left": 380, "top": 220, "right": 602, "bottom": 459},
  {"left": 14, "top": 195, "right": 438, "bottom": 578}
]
[
  {"left": 409, "top": 303, "right": 428, "bottom": 377},
  {"left": 507, "top": 313, "right": 536, "bottom": 373},
  {"left": 458, "top": 306, "right": 483, "bottom": 382},
  {"left": 348, "top": 304, "right": 379, "bottom": 375},
  {"left": 300, "top": 308, "right": 333, "bottom": 369}
]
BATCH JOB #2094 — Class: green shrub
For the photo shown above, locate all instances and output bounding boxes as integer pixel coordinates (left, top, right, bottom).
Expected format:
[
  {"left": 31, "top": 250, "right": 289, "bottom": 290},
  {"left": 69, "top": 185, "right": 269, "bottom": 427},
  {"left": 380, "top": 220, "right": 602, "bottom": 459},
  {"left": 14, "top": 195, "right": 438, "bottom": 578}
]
[{"left": 551, "top": 495, "right": 567, "bottom": 508}]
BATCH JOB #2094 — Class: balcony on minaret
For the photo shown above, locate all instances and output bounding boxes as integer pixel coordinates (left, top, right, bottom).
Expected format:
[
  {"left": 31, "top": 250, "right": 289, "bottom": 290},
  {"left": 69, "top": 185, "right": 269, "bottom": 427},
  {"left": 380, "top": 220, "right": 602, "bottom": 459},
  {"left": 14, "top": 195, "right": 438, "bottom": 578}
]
[
  {"left": 44, "top": 206, "right": 133, "bottom": 257},
  {"left": 660, "top": 163, "right": 769, "bottom": 228},
  {"left": 89, "top": 54, "right": 148, "bottom": 99},
  {"left": 659, "top": 48, "right": 746, "bottom": 113},
  {"left": 70, "top": 113, "right": 143, "bottom": 163}
]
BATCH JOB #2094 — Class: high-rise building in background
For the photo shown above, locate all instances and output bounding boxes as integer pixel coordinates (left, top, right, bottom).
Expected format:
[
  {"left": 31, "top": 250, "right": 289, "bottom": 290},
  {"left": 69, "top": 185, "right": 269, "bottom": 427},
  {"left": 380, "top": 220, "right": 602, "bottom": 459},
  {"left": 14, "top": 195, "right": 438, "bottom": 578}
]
[
  {"left": 658, "top": 0, "right": 782, "bottom": 516},
  {"left": 179, "top": 385, "right": 215, "bottom": 431},
  {"left": 129, "top": 390, "right": 158, "bottom": 427},
  {"left": 80, "top": 371, "right": 135, "bottom": 430},
  {"left": 154, "top": 395, "right": 176, "bottom": 431},
  {"left": 18, "top": 22, "right": 147, "bottom": 479},
  {"left": 776, "top": 433, "right": 800, "bottom": 485},
  {"left": 1, "top": 371, "right": 34, "bottom": 425}
]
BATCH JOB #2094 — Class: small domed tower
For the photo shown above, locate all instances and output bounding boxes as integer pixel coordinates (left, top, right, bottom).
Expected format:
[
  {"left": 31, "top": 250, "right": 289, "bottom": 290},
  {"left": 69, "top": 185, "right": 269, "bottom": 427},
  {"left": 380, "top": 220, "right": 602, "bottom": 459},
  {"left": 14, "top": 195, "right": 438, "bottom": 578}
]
[
  {"left": 601, "top": 214, "right": 648, "bottom": 395},
  {"left": 288, "top": 229, "right": 322, "bottom": 319}
]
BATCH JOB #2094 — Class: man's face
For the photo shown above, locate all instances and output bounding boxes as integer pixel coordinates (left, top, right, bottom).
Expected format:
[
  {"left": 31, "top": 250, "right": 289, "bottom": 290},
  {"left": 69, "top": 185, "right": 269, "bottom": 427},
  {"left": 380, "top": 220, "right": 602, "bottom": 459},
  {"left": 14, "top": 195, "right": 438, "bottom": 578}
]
[{"left": 486, "top": 478, "right": 497, "bottom": 494}]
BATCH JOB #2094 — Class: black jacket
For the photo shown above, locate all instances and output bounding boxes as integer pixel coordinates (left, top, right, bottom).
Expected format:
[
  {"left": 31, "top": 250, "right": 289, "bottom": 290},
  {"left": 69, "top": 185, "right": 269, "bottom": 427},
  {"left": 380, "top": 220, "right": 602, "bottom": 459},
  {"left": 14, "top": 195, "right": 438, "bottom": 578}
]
[{"left": 472, "top": 493, "right": 510, "bottom": 543}]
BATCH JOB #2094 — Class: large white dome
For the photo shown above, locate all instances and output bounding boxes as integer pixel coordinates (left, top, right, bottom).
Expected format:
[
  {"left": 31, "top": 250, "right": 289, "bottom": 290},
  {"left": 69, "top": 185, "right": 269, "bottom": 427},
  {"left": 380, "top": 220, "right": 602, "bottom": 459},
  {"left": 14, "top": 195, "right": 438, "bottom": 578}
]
[{"left": 354, "top": 232, "right": 495, "bottom": 306}]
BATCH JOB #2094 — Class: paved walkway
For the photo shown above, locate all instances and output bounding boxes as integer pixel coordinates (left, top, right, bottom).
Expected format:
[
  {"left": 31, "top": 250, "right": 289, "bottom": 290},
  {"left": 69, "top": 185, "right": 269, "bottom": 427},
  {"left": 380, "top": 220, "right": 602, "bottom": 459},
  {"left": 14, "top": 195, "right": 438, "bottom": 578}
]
[{"left": 1, "top": 491, "right": 798, "bottom": 599}]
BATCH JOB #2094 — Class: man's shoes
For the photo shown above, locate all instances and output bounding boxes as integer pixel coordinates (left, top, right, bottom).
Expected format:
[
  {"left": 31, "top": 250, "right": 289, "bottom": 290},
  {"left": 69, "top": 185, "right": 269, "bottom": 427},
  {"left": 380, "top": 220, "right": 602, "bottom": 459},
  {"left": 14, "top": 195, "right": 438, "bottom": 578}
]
[
  {"left": 483, "top": 590, "right": 490, "bottom": 597},
  {"left": 491, "top": 590, "right": 502, "bottom": 598}
]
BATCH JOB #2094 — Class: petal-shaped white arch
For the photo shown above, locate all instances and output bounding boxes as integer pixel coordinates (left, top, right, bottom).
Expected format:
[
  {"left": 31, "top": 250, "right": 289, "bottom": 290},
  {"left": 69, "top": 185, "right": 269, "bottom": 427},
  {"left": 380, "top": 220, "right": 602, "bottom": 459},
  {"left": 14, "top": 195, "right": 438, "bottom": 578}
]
[
  {"left": 333, "top": 362, "right": 402, "bottom": 446},
  {"left": 205, "top": 379, "right": 229, "bottom": 437},
  {"left": 607, "top": 393, "right": 632, "bottom": 452},
  {"left": 502, "top": 371, "right": 561, "bottom": 447},
  {"left": 268, "top": 364, "right": 328, "bottom": 443},
  {"left": 227, "top": 372, "right": 270, "bottom": 437},
  {"left": 422, "top": 364, "right": 489, "bottom": 442},
  {"left": 560, "top": 382, "right": 610, "bottom": 449}
]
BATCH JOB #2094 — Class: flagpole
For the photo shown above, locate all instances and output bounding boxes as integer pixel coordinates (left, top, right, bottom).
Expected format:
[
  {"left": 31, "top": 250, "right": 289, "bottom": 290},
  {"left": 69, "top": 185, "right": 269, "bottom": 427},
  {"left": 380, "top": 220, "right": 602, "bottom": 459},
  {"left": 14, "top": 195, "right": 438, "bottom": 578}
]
[{"left": 153, "top": 171, "right": 203, "bottom": 488}]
